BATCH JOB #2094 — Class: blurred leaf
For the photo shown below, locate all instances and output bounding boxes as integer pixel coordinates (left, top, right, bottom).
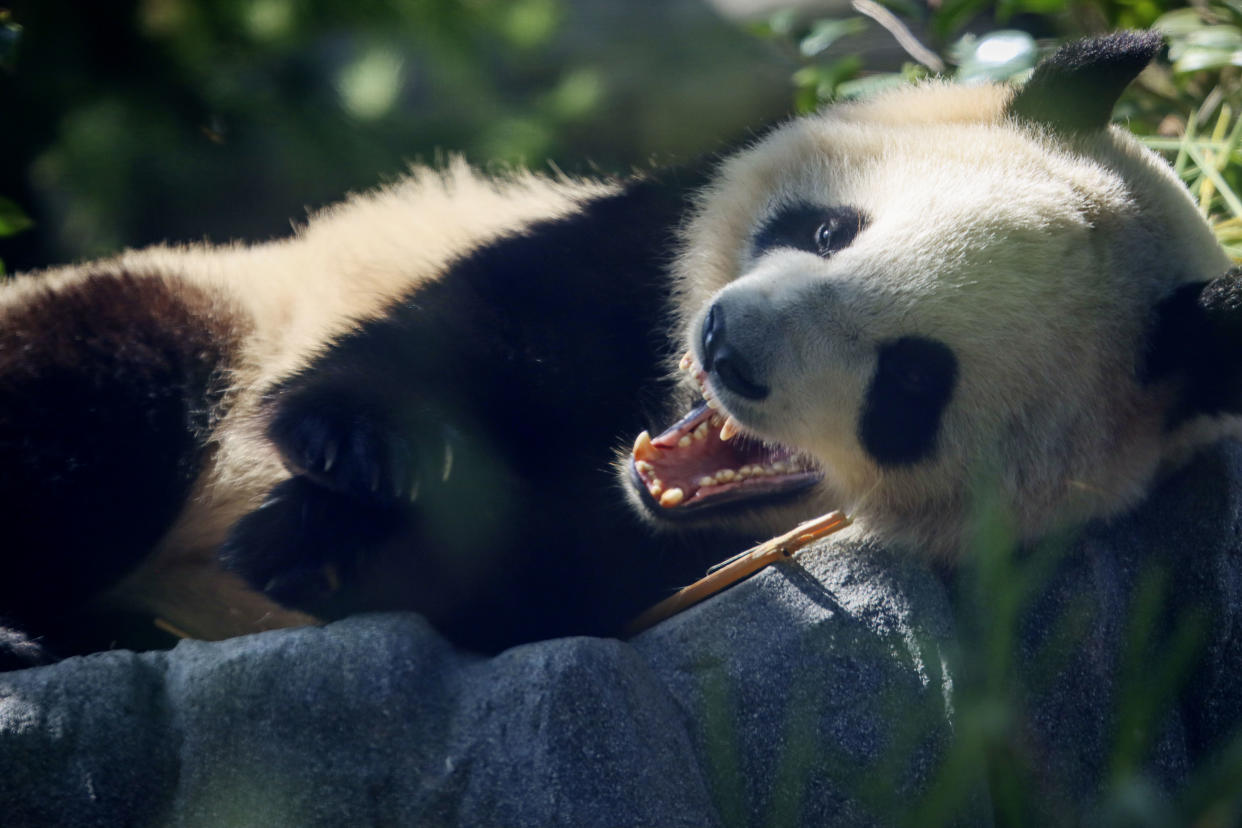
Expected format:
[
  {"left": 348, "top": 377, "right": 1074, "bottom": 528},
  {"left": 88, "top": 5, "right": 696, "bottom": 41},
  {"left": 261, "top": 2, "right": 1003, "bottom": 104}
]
[
  {"left": 0, "top": 19, "right": 20, "bottom": 72},
  {"left": 335, "top": 47, "right": 405, "bottom": 121},
  {"left": 1154, "top": 7, "right": 1216, "bottom": 38},
  {"left": 799, "top": 17, "right": 867, "bottom": 58},
  {"left": 881, "top": 0, "right": 926, "bottom": 20},
  {"left": 1173, "top": 46, "right": 1242, "bottom": 74},
  {"left": 502, "top": 0, "right": 561, "bottom": 50},
  {"left": 243, "top": 0, "right": 295, "bottom": 42},
  {"left": 544, "top": 68, "right": 604, "bottom": 122},
  {"left": 0, "top": 197, "right": 33, "bottom": 237},
  {"left": 748, "top": 9, "right": 798, "bottom": 39},
  {"left": 1182, "top": 26, "right": 1242, "bottom": 50},
  {"left": 931, "top": 0, "right": 992, "bottom": 40},
  {"left": 792, "top": 56, "right": 863, "bottom": 110},
  {"left": 997, "top": 0, "right": 1066, "bottom": 16},
  {"left": 835, "top": 71, "right": 913, "bottom": 99},
  {"left": 953, "top": 30, "right": 1038, "bottom": 83},
  {"left": 1167, "top": 26, "right": 1242, "bottom": 73},
  {"left": 479, "top": 116, "right": 553, "bottom": 163}
]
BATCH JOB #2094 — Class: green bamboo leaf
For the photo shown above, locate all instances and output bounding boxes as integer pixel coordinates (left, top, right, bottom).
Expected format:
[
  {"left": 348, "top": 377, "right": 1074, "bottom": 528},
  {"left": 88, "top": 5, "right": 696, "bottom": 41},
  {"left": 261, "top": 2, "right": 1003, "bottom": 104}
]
[
  {"left": 798, "top": 17, "right": 866, "bottom": 58},
  {"left": 1186, "top": 142, "right": 1242, "bottom": 217},
  {"left": 1173, "top": 46, "right": 1242, "bottom": 73},
  {"left": 1153, "top": 8, "right": 1211, "bottom": 38},
  {"left": 0, "top": 196, "right": 33, "bottom": 237}
]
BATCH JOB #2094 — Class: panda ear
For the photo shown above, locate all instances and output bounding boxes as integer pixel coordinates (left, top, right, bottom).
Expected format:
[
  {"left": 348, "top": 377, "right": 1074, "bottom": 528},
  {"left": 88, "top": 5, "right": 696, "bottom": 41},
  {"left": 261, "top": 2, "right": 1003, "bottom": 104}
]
[
  {"left": 1006, "top": 30, "right": 1163, "bottom": 134},
  {"left": 1144, "top": 269, "right": 1242, "bottom": 423}
]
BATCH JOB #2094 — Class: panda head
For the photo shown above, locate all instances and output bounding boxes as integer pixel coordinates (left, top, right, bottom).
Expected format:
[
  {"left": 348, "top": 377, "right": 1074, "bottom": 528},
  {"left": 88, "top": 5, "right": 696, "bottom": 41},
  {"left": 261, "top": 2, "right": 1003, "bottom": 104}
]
[{"left": 628, "top": 31, "right": 1242, "bottom": 556}]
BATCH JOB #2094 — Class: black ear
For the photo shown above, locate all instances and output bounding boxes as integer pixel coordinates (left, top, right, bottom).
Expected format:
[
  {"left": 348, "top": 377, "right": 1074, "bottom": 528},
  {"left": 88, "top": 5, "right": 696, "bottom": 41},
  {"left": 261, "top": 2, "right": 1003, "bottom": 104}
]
[
  {"left": 1007, "top": 31, "right": 1163, "bottom": 133},
  {"left": 1144, "top": 269, "right": 1242, "bottom": 424}
]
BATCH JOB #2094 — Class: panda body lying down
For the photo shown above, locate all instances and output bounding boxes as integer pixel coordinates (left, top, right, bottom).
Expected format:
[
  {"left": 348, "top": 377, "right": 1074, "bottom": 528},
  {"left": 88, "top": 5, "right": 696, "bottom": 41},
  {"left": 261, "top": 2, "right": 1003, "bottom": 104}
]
[{"left": 3, "top": 31, "right": 1241, "bottom": 666}]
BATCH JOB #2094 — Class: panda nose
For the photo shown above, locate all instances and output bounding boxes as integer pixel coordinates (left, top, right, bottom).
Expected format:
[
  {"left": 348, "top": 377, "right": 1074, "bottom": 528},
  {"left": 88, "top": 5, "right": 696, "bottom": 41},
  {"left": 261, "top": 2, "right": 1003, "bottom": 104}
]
[{"left": 701, "top": 302, "right": 770, "bottom": 400}]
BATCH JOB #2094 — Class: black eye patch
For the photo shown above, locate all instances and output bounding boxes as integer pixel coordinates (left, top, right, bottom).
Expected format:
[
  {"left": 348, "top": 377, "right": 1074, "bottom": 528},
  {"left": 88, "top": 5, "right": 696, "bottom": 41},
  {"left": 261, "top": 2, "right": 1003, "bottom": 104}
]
[
  {"left": 859, "top": 337, "right": 958, "bottom": 467},
  {"left": 752, "top": 203, "right": 869, "bottom": 259}
]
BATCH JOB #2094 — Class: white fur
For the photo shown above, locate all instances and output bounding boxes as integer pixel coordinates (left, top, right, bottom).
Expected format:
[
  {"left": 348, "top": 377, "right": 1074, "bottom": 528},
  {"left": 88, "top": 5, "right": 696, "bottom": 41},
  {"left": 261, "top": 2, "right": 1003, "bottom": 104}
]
[
  {"left": 9, "top": 76, "right": 1232, "bottom": 639},
  {"left": 6, "top": 160, "right": 613, "bottom": 639},
  {"left": 672, "top": 81, "right": 1232, "bottom": 556}
]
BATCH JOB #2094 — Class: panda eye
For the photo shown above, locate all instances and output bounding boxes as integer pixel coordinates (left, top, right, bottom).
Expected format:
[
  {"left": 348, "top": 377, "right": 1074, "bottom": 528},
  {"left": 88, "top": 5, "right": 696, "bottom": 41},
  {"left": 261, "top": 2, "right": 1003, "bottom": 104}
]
[
  {"left": 815, "top": 216, "right": 855, "bottom": 257},
  {"left": 753, "top": 203, "right": 868, "bottom": 260}
]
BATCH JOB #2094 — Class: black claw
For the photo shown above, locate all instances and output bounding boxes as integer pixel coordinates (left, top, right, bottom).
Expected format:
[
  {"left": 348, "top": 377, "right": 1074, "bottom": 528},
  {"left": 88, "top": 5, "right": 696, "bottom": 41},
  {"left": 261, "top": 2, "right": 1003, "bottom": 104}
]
[
  {"left": 322, "top": 438, "right": 338, "bottom": 473},
  {"left": 256, "top": 493, "right": 285, "bottom": 510}
]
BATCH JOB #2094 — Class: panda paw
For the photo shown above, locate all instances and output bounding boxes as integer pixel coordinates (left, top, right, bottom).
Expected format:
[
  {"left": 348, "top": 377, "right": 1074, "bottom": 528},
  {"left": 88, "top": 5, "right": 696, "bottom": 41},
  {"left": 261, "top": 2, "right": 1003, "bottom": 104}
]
[
  {"left": 267, "top": 389, "right": 459, "bottom": 505},
  {"left": 219, "top": 477, "right": 405, "bottom": 610}
]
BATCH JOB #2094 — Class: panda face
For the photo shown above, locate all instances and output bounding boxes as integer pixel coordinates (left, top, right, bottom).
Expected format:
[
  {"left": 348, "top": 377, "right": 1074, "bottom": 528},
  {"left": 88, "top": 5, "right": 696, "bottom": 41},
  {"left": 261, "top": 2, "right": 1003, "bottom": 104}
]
[{"left": 628, "top": 80, "right": 1233, "bottom": 555}]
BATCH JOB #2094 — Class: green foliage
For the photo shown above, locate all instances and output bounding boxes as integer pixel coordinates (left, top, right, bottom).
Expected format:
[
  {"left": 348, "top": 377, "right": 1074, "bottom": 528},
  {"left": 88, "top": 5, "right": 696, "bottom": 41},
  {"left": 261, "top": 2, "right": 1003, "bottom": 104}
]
[
  {"left": 0, "top": 0, "right": 784, "bottom": 272},
  {"left": 0, "top": 11, "right": 25, "bottom": 275},
  {"left": 752, "top": 12, "right": 1040, "bottom": 109},
  {"left": 1141, "top": 5, "right": 1242, "bottom": 259},
  {"left": 752, "top": 1, "right": 1242, "bottom": 257},
  {"left": 0, "top": 197, "right": 32, "bottom": 276},
  {"left": 0, "top": 196, "right": 33, "bottom": 237}
]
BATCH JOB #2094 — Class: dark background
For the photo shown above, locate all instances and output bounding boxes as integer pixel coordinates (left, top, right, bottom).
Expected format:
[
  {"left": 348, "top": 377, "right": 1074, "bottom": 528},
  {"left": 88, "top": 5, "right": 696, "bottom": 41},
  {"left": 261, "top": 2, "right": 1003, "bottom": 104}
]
[
  {"left": 0, "top": 0, "right": 796, "bottom": 274},
  {"left": 0, "top": 0, "right": 1215, "bottom": 274}
]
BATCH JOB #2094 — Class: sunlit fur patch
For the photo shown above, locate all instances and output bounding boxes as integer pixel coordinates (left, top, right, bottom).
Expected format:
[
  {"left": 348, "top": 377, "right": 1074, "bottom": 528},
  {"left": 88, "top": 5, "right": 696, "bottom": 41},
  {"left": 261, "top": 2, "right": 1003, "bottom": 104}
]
[{"left": 663, "top": 79, "right": 1234, "bottom": 558}]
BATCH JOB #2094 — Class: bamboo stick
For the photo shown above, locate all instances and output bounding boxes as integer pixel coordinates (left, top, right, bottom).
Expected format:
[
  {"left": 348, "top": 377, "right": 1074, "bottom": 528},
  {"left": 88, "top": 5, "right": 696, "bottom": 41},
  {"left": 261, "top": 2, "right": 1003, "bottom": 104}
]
[{"left": 625, "top": 511, "right": 851, "bottom": 636}]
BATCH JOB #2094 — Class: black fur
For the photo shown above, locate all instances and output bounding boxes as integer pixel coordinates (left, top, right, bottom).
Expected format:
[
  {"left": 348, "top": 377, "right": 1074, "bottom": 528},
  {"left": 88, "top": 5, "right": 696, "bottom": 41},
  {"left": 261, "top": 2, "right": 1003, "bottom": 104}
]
[
  {"left": 1007, "top": 31, "right": 1162, "bottom": 133},
  {"left": 751, "top": 203, "right": 869, "bottom": 260},
  {"left": 1144, "top": 269, "right": 1242, "bottom": 425},
  {"left": 0, "top": 33, "right": 1186, "bottom": 665},
  {"left": 859, "top": 337, "right": 958, "bottom": 466},
  {"left": 0, "top": 272, "right": 237, "bottom": 656},
  {"left": 221, "top": 171, "right": 761, "bottom": 652}
]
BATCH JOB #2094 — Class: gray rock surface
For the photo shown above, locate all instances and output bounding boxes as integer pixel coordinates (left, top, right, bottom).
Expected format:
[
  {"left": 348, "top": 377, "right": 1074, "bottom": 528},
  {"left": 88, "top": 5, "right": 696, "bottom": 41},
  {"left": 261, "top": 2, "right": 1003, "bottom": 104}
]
[
  {"left": 987, "top": 441, "right": 1242, "bottom": 824},
  {"left": 3, "top": 442, "right": 1242, "bottom": 827}
]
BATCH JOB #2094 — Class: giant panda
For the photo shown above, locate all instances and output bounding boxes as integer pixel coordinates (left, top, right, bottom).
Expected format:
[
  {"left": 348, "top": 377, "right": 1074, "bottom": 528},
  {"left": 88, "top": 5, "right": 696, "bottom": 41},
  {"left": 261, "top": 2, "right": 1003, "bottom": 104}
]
[{"left": 2, "top": 31, "right": 1240, "bottom": 668}]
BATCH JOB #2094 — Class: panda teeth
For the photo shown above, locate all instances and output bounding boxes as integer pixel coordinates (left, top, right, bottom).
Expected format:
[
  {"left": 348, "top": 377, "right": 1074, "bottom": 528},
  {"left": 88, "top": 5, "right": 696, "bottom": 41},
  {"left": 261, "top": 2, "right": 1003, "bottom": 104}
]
[
  {"left": 679, "top": 351, "right": 719, "bottom": 407},
  {"left": 719, "top": 417, "right": 741, "bottom": 442},
  {"left": 691, "top": 461, "right": 809, "bottom": 491},
  {"left": 633, "top": 430, "right": 657, "bottom": 460},
  {"left": 659, "top": 487, "right": 685, "bottom": 507}
]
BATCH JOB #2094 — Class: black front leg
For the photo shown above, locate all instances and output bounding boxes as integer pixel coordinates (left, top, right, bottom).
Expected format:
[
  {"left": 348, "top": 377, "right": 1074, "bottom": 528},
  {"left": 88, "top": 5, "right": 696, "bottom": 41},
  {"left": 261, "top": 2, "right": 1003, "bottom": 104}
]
[
  {"left": 223, "top": 376, "right": 525, "bottom": 639},
  {"left": 219, "top": 476, "right": 409, "bottom": 612},
  {"left": 266, "top": 380, "right": 463, "bottom": 504}
]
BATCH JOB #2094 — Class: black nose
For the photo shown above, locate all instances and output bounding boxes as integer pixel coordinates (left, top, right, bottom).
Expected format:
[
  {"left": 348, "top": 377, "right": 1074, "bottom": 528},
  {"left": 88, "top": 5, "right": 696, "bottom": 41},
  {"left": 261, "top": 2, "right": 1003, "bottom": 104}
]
[{"left": 701, "top": 302, "right": 770, "bottom": 400}]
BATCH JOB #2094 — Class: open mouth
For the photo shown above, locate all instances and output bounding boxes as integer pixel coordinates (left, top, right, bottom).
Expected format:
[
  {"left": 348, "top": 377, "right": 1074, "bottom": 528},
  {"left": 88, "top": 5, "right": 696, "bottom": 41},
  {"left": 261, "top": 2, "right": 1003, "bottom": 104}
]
[{"left": 629, "top": 354, "right": 823, "bottom": 516}]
